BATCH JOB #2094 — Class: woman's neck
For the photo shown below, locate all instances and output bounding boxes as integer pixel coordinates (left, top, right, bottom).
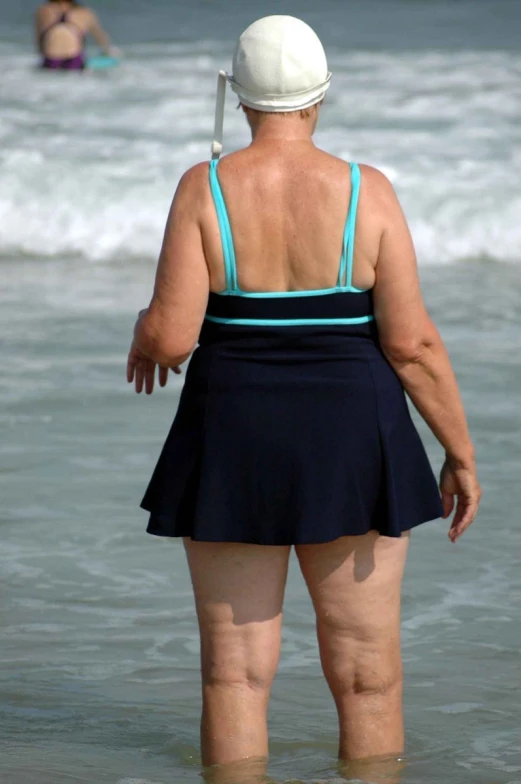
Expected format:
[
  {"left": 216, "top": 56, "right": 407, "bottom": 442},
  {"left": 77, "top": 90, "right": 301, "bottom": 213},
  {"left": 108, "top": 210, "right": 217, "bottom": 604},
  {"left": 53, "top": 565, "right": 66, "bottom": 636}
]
[{"left": 249, "top": 118, "right": 314, "bottom": 145}]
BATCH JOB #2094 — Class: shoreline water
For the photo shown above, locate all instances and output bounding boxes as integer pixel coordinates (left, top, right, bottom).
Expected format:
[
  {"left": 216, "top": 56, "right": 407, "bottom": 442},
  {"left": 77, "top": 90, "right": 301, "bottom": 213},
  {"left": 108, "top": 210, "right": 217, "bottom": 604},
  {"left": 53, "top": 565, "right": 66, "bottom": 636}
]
[{"left": 2, "top": 261, "right": 521, "bottom": 783}]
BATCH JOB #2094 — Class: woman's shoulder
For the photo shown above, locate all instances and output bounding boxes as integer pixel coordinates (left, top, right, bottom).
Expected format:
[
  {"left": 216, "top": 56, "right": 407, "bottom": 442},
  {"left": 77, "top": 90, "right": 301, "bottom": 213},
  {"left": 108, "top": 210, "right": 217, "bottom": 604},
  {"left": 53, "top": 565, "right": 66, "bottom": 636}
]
[
  {"left": 178, "top": 161, "right": 212, "bottom": 188},
  {"left": 357, "top": 164, "right": 401, "bottom": 213},
  {"left": 290, "top": 151, "right": 398, "bottom": 200},
  {"left": 358, "top": 163, "right": 393, "bottom": 184},
  {"left": 72, "top": 5, "right": 96, "bottom": 20},
  {"left": 168, "top": 162, "right": 214, "bottom": 214},
  {"left": 36, "top": 2, "right": 91, "bottom": 19},
  {"left": 35, "top": 4, "right": 50, "bottom": 19},
  {"left": 173, "top": 156, "right": 399, "bottom": 209}
]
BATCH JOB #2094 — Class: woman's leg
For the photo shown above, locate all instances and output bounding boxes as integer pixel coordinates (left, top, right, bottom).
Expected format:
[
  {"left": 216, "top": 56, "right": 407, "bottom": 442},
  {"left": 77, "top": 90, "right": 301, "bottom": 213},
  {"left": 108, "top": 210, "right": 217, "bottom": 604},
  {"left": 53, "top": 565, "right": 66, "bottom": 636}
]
[
  {"left": 184, "top": 539, "right": 291, "bottom": 769},
  {"left": 295, "top": 532, "right": 410, "bottom": 762}
]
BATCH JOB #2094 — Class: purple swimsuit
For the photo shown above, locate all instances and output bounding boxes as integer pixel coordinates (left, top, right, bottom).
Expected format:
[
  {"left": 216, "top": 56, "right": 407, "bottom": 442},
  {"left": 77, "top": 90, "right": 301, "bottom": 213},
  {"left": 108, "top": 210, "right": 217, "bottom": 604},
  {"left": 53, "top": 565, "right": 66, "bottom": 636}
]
[
  {"left": 42, "top": 54, "right": 86, "bottom": 70},
  {"left": 40, "top": 9, "right": 86, "bottom": 71}
]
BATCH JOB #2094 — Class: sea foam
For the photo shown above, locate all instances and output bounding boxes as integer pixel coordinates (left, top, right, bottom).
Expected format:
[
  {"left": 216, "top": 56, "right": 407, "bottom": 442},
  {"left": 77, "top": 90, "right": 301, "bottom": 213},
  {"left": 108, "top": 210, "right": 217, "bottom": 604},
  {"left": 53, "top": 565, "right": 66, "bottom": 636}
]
[{"left": 1, "top": 44, "right": 519, "bottom": 265}]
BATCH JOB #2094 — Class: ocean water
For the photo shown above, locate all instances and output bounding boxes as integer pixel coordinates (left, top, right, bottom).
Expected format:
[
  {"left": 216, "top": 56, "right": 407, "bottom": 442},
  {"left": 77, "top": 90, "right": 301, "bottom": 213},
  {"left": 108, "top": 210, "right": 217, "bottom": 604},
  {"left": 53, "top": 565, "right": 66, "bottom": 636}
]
[{"left": 1, "top": 1, "right": 521, "bottom": 783}]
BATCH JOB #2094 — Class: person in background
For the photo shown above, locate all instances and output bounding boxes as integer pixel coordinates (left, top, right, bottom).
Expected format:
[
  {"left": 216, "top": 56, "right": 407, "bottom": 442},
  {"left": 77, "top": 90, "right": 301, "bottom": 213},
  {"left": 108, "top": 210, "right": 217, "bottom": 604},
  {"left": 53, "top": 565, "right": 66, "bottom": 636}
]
[
  {"left": 35, "top": 0, "right": 114, "bottom": 71},
  {"left": 128, "top": 15, "right": 481, "bottom": 784}
]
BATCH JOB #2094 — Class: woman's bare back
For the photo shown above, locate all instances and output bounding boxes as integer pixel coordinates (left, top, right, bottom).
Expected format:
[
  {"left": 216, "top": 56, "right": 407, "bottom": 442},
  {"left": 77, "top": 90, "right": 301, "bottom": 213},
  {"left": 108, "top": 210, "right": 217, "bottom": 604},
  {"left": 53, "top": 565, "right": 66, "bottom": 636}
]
[{"left": 200, "top": 143, "right": 382, "bottom": 295}]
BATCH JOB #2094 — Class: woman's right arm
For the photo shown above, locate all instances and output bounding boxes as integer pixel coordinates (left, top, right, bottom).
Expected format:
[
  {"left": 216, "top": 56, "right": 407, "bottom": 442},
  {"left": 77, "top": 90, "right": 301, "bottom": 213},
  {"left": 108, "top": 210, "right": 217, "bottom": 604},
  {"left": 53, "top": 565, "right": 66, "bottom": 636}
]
[{"left": 365, "top": 166, "right": 481, "bottom": 542}]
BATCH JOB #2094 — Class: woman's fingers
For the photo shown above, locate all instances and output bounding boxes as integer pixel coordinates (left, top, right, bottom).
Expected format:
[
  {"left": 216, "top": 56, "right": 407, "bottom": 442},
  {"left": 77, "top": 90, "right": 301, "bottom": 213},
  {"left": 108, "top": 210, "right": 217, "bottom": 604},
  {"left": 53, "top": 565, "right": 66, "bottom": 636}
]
[
  {"left": 135, "top": 359, "right": 146, "bottom": 394},
  {"left": 441, "top": 490, "right": 454, "bottom": 520},
  {"left": 441, "top": 461, "right": 481, "bottom": 542},
  {"left": 448, "top": 494, "right": 478, "bottom": 542},
  {"left": 159, "top": 366, "right": 169, "bottom": 387},
  {"left": 127, "top": 352, "right": 137, "bottom": 383},
  {"left": 130, "top": 357, "right": 172, "bottom": 394},
  {"left": 145, "top": 360, "right": 156, "bottom": 395}
]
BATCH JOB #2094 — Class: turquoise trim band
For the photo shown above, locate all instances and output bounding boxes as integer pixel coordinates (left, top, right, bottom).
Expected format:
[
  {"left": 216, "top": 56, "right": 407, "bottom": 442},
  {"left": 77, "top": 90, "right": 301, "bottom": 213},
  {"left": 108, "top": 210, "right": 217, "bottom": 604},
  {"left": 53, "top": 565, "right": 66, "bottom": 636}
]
[
  {"left": 215, "top": 285, "right": 370, "bottom": 298},
  {"left": 205, "top": 314, "right": 375, "bottom": 326},
  {"left": 346, "top": 163, "right": 361, "bottom": 289},
  {"left": 209, "top": 161, "right": 238, "bottom": 292}
]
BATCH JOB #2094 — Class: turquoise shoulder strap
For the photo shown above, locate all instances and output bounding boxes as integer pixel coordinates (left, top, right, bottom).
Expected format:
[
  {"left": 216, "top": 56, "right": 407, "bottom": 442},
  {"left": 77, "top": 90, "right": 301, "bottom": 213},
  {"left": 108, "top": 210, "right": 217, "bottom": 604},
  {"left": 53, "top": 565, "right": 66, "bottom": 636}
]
[
  {"left": 337, "top": 163, "right": 361, "bottom": 289},
  {"left": 208, "top": 160, "right": 238, "bottom": 293}
]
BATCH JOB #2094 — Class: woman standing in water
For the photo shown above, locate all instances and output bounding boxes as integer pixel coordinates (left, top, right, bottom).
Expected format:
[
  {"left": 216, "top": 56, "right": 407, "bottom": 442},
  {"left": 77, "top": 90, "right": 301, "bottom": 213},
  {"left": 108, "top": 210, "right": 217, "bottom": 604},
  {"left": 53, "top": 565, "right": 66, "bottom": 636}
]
[
  {"left": 128, "top": 15, "right": 480, "bottom": 783},
  {"left": 35, "top": 0, "right": 114, "bottom": 70}
]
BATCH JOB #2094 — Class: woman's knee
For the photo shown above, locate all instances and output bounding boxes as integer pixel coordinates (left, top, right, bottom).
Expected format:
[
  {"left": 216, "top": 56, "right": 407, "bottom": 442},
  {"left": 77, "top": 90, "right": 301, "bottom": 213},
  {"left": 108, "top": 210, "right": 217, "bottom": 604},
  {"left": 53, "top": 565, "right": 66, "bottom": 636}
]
[
  {"left": 201, "top": 657, "right": 276, "bottom": 700},
  {"left": 321, "top": 632, "right": 403, "bottom": 701},
  {"left": 350, "top": 653, "right": 403, "bottom": 699},
  {"left": 317, "top": 609, "right": 402, "bottom": 692},
  {"left": 202, "top": 643, "right": 276, "bottom": 687},
  {"left": 297, "top": 534, "right": 407, "bottom": 701},
  {"left": 185, "top": 540, "right": 289, "bottom": 696},
  {"left": 200, "top": 624, "right": 280, "bottom": 694},
  {"left": 202, "top": 668, "right": 273, "bottom": 696}
]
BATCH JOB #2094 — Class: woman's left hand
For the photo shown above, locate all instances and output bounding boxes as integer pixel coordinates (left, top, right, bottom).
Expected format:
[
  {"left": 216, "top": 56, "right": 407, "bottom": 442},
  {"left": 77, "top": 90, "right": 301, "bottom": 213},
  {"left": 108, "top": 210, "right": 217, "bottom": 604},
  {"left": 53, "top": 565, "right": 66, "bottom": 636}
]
[{"left": 127, "top": 341, "right": 172, "bottom": 394}]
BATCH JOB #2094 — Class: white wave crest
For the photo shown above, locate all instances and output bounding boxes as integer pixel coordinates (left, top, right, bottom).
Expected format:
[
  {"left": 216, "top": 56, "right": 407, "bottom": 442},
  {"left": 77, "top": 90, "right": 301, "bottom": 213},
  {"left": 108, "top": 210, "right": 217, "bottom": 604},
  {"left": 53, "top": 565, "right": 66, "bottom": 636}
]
[{"left": 0, "top": 45, "right": 520, "bottom": 265}]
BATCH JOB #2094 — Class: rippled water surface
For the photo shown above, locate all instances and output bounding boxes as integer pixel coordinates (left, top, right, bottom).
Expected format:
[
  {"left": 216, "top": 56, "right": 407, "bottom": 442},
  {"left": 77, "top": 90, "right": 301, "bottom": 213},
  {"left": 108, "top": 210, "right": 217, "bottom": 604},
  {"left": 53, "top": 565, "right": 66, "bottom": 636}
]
[{"left": 1, "top": 0, "right": 521, "bottom": 782}]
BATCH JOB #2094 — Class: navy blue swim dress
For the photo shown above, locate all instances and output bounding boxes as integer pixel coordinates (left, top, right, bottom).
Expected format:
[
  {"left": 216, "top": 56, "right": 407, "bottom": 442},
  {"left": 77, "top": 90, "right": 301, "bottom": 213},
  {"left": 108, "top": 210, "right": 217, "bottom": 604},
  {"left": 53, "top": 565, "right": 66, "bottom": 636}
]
[{"left": 141, "top": 162, "right": 443, "bottom": 545}]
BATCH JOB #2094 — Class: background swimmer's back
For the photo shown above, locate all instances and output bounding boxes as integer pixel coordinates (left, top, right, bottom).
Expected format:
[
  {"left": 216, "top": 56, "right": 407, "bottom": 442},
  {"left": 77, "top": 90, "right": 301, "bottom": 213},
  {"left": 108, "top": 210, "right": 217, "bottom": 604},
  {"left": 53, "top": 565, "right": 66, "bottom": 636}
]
[{"left": 35, "top": 2, "right": 110, "bottom": 59}]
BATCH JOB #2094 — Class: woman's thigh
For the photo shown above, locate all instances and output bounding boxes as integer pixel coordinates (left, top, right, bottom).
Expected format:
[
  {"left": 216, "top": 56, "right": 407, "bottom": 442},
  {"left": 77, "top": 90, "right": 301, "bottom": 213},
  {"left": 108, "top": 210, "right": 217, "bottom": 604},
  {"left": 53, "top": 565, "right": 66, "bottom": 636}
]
[
  {"left": 295, "top": 532, "right": 410, "bottom": 692},
  {"left": 184, "top": 539, "right": 291, "bottom": 684}
]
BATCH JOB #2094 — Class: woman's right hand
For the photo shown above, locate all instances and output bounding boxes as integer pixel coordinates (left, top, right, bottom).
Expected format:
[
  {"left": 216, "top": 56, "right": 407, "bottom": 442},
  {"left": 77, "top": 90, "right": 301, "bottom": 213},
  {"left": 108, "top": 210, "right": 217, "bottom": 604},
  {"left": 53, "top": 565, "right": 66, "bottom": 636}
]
[
  {"left": 127, "top": 341, "right": 183, "bottom": 395},
  {"left": 440, "top": 458, "right": 481, "bottom": 543}
]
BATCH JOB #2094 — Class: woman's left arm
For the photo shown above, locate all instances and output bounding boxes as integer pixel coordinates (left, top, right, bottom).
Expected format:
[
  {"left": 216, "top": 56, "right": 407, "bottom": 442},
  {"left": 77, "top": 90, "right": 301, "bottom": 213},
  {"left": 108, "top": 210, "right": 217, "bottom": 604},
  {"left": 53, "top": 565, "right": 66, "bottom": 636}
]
[
  {"left": 86, "top": 10, "right": 114, "bottom": 56},
  {"left": 128, "top": 164, "right": 210, "bottom": 393}
]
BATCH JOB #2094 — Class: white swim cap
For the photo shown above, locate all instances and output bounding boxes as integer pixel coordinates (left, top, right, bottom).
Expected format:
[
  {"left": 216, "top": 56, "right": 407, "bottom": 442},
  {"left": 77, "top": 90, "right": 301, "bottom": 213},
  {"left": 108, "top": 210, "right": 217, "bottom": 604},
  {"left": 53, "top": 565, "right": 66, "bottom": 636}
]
[{"left": 211, "top": 15, "right": 331, "bottom": 159}]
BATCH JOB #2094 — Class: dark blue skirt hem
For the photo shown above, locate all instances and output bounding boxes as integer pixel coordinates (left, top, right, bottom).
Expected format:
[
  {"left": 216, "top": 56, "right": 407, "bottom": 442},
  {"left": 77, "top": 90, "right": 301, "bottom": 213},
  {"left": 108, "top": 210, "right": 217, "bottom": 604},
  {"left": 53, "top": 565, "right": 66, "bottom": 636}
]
[{"left": 142, "top": 508, "right": 442, "bottom": 546}]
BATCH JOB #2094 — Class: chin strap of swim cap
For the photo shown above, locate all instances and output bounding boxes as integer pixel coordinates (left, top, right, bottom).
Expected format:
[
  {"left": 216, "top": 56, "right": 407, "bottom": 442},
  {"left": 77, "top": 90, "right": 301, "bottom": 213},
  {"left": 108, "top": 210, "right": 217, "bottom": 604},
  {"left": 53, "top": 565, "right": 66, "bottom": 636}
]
[{"left": 211, "top": 70, "right": 227, "bottom": 160}]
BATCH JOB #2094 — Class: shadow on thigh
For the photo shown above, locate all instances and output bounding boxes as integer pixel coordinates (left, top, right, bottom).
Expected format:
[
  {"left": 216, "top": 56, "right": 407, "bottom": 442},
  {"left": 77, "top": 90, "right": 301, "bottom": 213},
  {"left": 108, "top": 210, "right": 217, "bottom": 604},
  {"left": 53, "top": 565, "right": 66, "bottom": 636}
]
[
  {"left": 184, "top": 539, "right": 291, "bottom": 687},
  {"left": 295, "top": 533, "right": 410, "bottom": 761},
  {"left": 295, "top": 533, "right": 410, "bottom": 689},
  {"left": 295, "top": 532, "right": 410, "bottom": 620},
  {"left": 184, "top": 539, "right": 291, "bottom": 625}
]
